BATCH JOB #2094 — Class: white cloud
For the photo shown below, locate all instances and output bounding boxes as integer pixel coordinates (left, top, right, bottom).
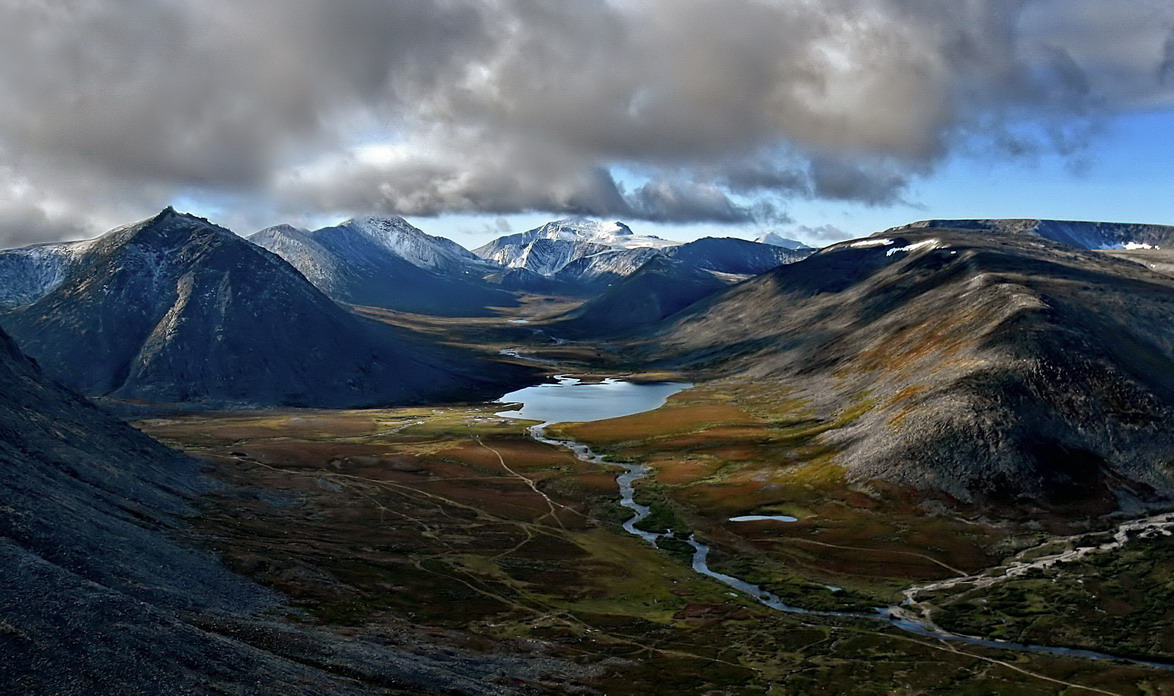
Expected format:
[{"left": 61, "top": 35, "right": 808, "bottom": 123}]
[{"left": 1, "top": 0, "right": 1173, "bottom": 245}]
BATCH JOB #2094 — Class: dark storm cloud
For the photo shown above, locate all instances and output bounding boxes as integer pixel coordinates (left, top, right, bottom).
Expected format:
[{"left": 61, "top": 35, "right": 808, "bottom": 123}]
[
  {"left": 2, "top": 0, "right": 1174, "bottom": 244},
  {"left": 807, "top": 158, "right": 917, "bottom": 206},
  {"left": 0, "top": 206, "right": 88, "bottom": 249}
]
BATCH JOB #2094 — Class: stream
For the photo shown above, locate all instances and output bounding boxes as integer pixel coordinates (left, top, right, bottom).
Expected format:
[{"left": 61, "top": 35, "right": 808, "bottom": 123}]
[{"left": 499, "top": 378, "right": 1174, "bottom": 671}]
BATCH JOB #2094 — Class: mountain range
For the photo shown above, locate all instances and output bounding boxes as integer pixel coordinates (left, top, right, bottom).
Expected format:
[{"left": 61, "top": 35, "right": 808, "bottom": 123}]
[
  {"left": 3, "top": 208, "right": 1174, "bottom": 690},
  {"left": 472, "top": 218, "right": 809, "bottom": 291},
  {"left": 0, "top": 209, "right": 532, "bottom": 408},
  {"left": 250, "top": 215, "right": 805, "bottom": 310},
  {"left": 250, "top": 216, "right": 521, "bottom": 316}
]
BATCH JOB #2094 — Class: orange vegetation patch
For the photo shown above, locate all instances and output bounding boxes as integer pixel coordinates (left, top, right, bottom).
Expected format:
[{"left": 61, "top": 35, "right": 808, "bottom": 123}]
[
  {"left": 438, "top": 440, "right": 584, "bottom": 473},
  {"left": 240, "top": 441, "right": 391, "bottom": 468},
  {"left": 883, "top": 384, "right": 928, "bottom": 410},
  {"left": 557, "top": 402, "right": 752, "bottom": 446},
  {"left": 670, "top": 480, "right": 775, "bottom": 516},
  {"left": 552, "top": 472, "right": 620, "bottom": 496},
  {"left": 847, "top": 311, "right": 981, "bottom": 376},
  {"left": 648, "top": 459, "right": 723, "bottom": 486},
  {"left": 729, "top": 504, "right": 997, "bottom": 578}
]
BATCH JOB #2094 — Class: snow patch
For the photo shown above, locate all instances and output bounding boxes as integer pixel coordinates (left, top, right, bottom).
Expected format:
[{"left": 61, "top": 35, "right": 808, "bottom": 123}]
[
  {"left": 885, "top": 239, "right": 942, "bottom": 257},
  {"left": 849, "top": 238, "right": 895, "bottom": 248}
]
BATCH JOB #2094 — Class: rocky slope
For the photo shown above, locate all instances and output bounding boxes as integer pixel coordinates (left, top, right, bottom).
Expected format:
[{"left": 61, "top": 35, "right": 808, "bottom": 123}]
[
  {"left": 0, "top": 324, "right": 587, "bottom": 694},
  {"left": 653, "top": 229, "right": 1174, "bottom": 510},
  {"left": 1, "top": 208, "right": 531, "bottom": 408},
  {"left": 0, "top": 322, "right": 305, "bottom": 693},
  {"left": 252, "top": 217, "right": 519, "bottom": 316}
]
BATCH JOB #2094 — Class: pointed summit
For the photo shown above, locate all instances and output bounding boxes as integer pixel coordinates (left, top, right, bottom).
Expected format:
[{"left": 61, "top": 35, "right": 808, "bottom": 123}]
[{"left": 99, "top": 208, "right": 233, "bottom": 254}]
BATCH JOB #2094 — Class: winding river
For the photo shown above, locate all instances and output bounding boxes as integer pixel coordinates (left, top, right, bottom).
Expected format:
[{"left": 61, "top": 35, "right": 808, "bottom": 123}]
[{"left": 497, "top": 377, "right": 1174, "bottom": 671}]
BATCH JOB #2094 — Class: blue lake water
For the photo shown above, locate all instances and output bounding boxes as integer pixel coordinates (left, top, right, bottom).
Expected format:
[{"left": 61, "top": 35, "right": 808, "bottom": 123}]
[
  {"left": 729, "top": 515, "right": 799, "bottom": 523},
  {"left": 496, "top": 376, "right": 692, "bottom": 425}
]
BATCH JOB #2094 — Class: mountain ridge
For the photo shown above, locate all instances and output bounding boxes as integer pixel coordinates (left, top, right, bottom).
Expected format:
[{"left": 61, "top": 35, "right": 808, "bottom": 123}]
[
  {"left": 889, "top": 218, "right": 1174, "bottom": 250},
  {"left": 1, "top": 209, "right": 534, "bottom": 408},
  {"left": 650, "top": 228, "right": 1174, "bottom": 509},
  {"left": 251, "top": 216, "right": 520, "bottom": 316}
]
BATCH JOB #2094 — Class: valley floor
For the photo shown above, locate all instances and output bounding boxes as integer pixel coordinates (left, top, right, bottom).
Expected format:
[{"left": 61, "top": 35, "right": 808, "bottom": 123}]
[{"left": 138, "top": 382, "right": 1174, "bottom": 695}]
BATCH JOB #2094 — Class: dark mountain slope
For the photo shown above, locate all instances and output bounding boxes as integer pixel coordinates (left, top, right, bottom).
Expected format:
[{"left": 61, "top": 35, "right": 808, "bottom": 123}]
[
  {"left": 252, "top": 217, "right": 520, "bottom": 316},
  {"left": 653, "top": 231, "right": 1174, "bottom": 509},
  {"left": 0, "top": 327, "right": 581, "bottom": 694},
  {"left": 0, "top": 325, "right": 342, "bottom": 692},
  {"left": 2, "top": 209, "right": 531, "bottom": 408},
  {"left": 553, "top": 256, "right": 732, "bottom": 337},
  {"left": 663, "top": 236, "right": 809, "bottom": 274}
]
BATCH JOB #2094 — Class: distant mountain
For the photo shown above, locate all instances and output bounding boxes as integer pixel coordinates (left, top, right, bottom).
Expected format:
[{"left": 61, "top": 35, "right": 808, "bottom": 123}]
[
  {"left": 890, "top": 218, "right": 1174, "bottom": 250},
  {"left": 0, "top": 208, "right": 532, "bottom": 408},
  {"left": 553, "top": 256, "right": 733, "bottom": 337},
  {"left": 653, "top": 227, "right": 1174, "bottom": 510},
  {"left": 552, "top": 246, "right": 665, "bottom": 287},
  {"left": 473, "top": 218, "right": 679, "bottom": 278},
  {"left": 475, "top": 219, "right": 811, "bottom": 292},
  {"left": 665, "top": 236, "right": 810, "bottom": 274},
  {"left": 552, "top": 237, "right": 809, "bottom": 337},
  {"left": 755, "top": 231, "right": 813, "bottom": 250},
  {"left": 251, "top": 216, "right": 519, "bottom": 316}
]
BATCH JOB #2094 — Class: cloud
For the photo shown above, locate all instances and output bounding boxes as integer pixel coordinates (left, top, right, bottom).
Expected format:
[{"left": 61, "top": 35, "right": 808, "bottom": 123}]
[
  {"left": 278, "top": 146, "right": 767, "bottom": 223},
  {"left": 1161, "top": 31, "right": 1174, "bottom": 85},
  {"left": 791, "top": 224, "right": 855, "bottom": 243},
  {"left": 2, "top": 0, "right": 1174, "bottom": 245}
]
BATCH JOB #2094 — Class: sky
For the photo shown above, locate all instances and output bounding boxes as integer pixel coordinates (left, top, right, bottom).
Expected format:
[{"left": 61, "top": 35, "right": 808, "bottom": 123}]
[{"left": 2, "top": 0, "right": 1174, "bottom": 251}]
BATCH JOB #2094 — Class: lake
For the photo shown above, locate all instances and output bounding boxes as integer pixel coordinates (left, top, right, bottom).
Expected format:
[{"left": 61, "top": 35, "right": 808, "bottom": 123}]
[{"left": 496, "top": 376, "right": 691, "bottom": 424}]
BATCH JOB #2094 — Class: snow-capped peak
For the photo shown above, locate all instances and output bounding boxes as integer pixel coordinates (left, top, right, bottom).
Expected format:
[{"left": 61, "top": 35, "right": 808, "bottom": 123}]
[
  {"left": 531, "top": 218, "right": 679, "bottom": 250},
  {"left": 328, "top": 216, "right": 486, "bottom": 272}
]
